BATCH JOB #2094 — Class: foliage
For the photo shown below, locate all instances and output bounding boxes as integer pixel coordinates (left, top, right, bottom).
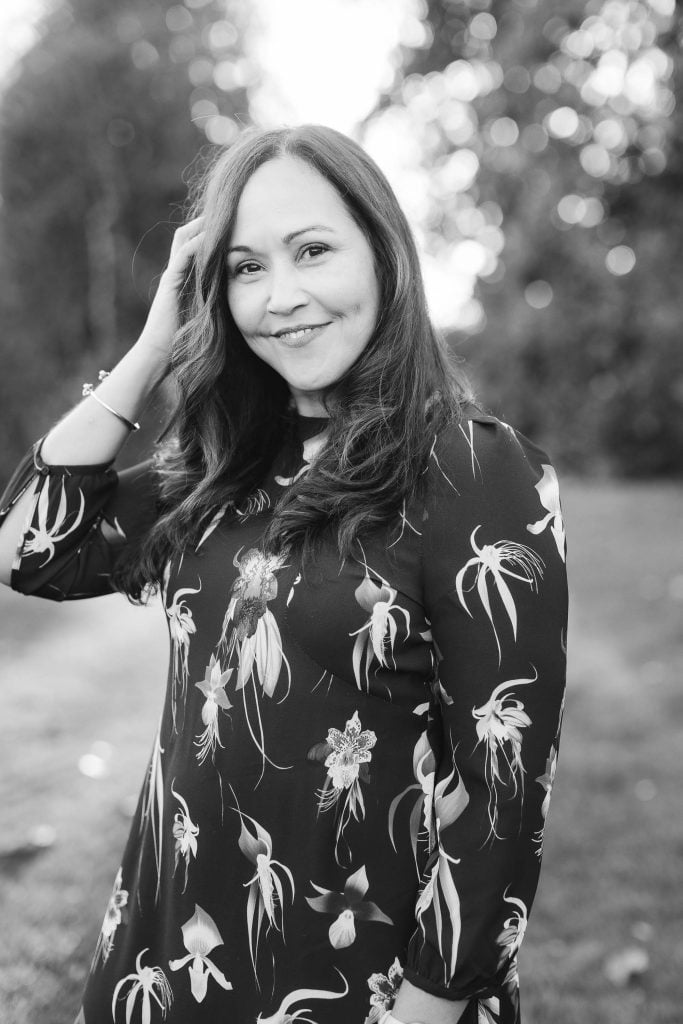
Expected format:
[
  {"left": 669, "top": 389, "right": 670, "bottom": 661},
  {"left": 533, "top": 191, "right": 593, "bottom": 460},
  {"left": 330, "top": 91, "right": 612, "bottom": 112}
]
[
  {"left": 0, "top": 0, "right": 250, "bottom": 477},
  {"left": 364, "top": 0, "right": 683, "bottom": 475}
]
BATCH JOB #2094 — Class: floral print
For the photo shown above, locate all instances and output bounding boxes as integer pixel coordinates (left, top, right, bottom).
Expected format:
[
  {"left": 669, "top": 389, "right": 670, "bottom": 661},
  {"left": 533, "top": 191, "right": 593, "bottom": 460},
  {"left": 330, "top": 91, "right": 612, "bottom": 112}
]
[
  {"left": 0, "top": 411, "right": 568, "bottom": 1023},
  {"left": 111, "top": 948, "right": 173, "bottom": 1023},
  {"left": 218, "top": 547, "right": 292, "bottom": 783},
  {"left": 169, "top": 905, "right": 232, "bottom": 1002},
  {"left": 193, "top": 655, "right": 233, "bottom": 765},
  {"left": 306, "top": 864, "right": 393, "bottom": 948},
  {"left": 527, "top": 464, "right": 566, "bottom": 562},
  {"left": 456, "top": 527, "right": 544, "bottom": 663},
  {"left": 472, "top": 672, "right": 536, "bottom": 840},
  {"left": 350, "top": 563, "right": 411, "bottom": 691},
  {"left": 311, "top": 710, "right": 377, "bottom": 865},
  {"left": 92, "top": 867, "right": 128, "bottom": 968},
  {"left": 171, "top": 784, "right": 199, "bottom": 892},
  {"left": 231, "top": 794, "right": 295, "bottom": 983},
  {"left": 364, "top": 957, "right": 404, "bottom": 1023}
]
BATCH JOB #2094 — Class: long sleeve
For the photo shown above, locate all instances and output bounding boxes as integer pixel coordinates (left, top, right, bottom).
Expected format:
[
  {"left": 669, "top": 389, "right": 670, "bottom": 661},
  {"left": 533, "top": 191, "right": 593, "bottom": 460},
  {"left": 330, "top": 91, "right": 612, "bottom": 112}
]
[
  {"left": 402, "top": 414, "right": 568, "bottom": 1007},
  {"left": 0, "top": 436, "right": 159, "bottom": 601}
]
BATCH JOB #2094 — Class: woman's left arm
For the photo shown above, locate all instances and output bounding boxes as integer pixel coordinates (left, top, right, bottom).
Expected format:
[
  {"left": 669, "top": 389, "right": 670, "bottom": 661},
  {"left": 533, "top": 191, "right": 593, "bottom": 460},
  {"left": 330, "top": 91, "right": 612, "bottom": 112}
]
[{"left": 396, "top": 415, "right": 568, "bottom": 1021}]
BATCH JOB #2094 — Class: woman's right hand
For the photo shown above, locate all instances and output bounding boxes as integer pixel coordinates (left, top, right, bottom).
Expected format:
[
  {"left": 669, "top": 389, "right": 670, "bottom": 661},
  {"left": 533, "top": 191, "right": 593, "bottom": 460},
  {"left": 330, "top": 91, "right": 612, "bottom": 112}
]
[{"left": 137, "top": 216, "right": 206, "bottom": 362}]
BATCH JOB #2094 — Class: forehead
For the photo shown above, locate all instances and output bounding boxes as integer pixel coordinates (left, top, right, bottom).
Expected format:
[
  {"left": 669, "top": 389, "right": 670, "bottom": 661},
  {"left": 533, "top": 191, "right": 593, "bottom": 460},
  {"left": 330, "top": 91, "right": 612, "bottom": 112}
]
[{"left": 230, "top": 156, "right": 355, "bottom": 242}]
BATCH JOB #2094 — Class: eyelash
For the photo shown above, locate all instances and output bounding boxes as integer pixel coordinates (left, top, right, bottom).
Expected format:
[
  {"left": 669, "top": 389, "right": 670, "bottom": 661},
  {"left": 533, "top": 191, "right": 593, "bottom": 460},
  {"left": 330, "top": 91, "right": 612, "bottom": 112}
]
[{"left": 231, "top": 243, "right": 330, "bottom": 277}]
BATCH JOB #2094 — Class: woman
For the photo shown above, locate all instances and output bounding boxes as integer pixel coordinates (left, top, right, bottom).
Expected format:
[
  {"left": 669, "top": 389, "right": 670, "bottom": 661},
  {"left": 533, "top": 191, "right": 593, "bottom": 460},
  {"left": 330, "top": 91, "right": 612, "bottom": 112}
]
[{"left": 0, "top": 125, "right": 568, "bottom": 1024}]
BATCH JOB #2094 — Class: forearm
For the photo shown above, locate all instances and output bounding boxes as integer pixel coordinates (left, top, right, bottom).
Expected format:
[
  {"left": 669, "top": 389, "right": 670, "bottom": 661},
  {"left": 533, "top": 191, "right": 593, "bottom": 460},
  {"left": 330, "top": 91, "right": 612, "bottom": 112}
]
[
  {"left": 391, "top": 979, "right": 468, "bottom": 1023},
  {"left": 40, "top": 336, "right": 169, "bottom": 466}
]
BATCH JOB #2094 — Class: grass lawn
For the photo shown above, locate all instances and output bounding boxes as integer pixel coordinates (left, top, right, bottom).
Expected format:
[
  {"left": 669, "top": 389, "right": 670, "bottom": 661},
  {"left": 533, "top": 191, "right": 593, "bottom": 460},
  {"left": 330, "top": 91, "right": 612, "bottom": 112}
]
[{"left": 0, "top": 478, "right": 682, "bottom": 1023}]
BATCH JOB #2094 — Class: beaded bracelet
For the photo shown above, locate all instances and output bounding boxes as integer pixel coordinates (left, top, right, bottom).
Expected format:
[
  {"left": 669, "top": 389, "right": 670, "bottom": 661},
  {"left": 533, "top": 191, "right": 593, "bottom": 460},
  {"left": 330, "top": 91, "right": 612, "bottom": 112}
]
[{"left": 82, "top": 370, "right": 140, "bottom": 432}]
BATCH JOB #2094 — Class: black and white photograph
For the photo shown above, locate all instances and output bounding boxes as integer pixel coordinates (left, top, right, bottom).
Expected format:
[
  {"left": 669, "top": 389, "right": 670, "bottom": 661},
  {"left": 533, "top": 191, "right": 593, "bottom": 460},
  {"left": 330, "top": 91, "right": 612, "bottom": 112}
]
[{"left": 0, "top": 1, "right": 680, "bottom": 1022}]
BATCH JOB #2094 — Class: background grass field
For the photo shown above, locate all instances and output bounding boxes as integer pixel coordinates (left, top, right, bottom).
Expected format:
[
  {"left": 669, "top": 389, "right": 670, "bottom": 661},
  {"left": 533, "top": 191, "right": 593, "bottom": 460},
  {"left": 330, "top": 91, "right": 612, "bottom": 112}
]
[{"left": 0, "top": 479, "right": 681, "bottom": 1024}]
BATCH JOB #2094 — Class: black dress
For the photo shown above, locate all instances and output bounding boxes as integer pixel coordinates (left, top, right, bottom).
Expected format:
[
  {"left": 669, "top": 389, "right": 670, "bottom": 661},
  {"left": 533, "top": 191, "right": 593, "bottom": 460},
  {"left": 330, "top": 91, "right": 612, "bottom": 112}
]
[{"left": 0, "top": 408, "right": 568, "bottom": 1024}]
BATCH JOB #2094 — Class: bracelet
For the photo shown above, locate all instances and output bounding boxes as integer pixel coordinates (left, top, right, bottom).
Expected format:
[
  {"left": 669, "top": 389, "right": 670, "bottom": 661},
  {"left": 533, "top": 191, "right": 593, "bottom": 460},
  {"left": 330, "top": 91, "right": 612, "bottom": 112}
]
[{"left": 82, "top": 370, "right": 140, "bottom": 432}]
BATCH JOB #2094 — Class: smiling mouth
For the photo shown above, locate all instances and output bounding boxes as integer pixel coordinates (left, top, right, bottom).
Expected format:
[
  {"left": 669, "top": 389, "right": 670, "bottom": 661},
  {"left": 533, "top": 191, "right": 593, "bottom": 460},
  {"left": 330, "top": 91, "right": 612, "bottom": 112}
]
[{"left": 272, "top": 323, "right": 331, "bottom": 342}]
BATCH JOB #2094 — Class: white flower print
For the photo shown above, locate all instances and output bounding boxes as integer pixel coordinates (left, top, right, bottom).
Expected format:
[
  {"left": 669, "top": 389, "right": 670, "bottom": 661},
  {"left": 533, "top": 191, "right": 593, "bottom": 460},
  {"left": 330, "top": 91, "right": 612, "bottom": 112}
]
[
  {"left": 363, "top": 957, "right": 404, "bottom": 1024},
  {"left": 310, "top": 710, "right": 377, "bottom": 866},
  {"left": 415, "top": 816, "right": 464, "bottom": 986},
  {"left": 171, "top": 783, "right": 199, "bottom": 892},
  {"left": 235, "top": 488, "right": 271, "bottom": 520},
  {"left": 388, "top": 498, "right": 422, "bottom": 549},
  {"left": 349, "top": 563, "right": 411, "bottom": 691},
  {"left": 218, "top": 546, "right": 293, "bottom": 784},
  {"left": 478, "top": 995, "right": 501, "bottom": 1023},
  {"left": 165, "top": 579, "right": 201, "bottom": 730},
  {"left": 194, "top": 502, "right": 229, "bottom": 552},
  {"left": 472, "top": 673, "right": 536, "bottom": 841},
  {"left": 231, "top": 794, "right": 295, "bottom": 985},
  {"left": 23, "top": 477, "right": 85, "bottom": 566},
  {"left": 92, "top": 867, "right": 128, "bottom": 968},
  {"left": 256, "top": 970, "right": 348, "bottom": 1024},
  {"left": 456, "top": 527, "right": 544, "bottom": 662},
  {"left": 306, "top": 864, "right": 393, "bottom": 949},
  {"left": 111, "top": 948, "right": 173, "bottom": 1023},
  {"left": 458, "top": 418, "right": 482, "bottom": 479},
  {"left": 496, "top": 891, "right": 529, "bottom": 969},
  {"left": 388, "top": 729, "right": 435, "bottom": 872},
  {"left": 194, "top": 654, "right": 233, "bottom": 766},
  {"left": 169, "top": 904, "right": 232, "bottom": 1003},
  {"left": 139, "top": 723, "right": 164, "bottom": 904},
  {"left": 527, "top": 464, "right": 566, "bottom": 561},
  {"left": 274, "top": 429, "right": 328, "bottom": 486},
  {"left": 532, "top": 744, "right": 558, "bottom": 857}
]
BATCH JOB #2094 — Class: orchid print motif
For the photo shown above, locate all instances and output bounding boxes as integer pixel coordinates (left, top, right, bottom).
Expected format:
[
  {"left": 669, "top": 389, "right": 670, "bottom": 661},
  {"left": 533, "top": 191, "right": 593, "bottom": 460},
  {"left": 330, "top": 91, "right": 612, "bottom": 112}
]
[
  {"left": 308, "top": 710, "right": 377, "bottom": 866},
  {"left": 165, "top": 578, "right": 201, "bottom": 730},
  {"left": 349, "top": 560, "right": 411, "bottom": 692},
  {"left": 218, "top": 546, "right": 293, "bottom": 784},
  {"left": 92, "top": 867, "right": 128, "bottom": 968},
  {"left": 527, "top": 465, "right": 566, "bottom": 561},
  {"left": 455, "top": 527, "right": 544, "bottom": 663},
  {"left": 363, "top": 957, "right": 404, "bottom": 1024},
  {"left": 235, "top": 488, "right": 271, "bottom": 520},
  {"left": 478, "top": 995, "right": 501, "bottom": 1024},
  {"left": 414, "top": 818, "right": 464, "bottom": 986},
  {"left": 23, "top": 476, "right": 85, "bottom": 567},
  {"left": 230, "top": 792, "right": 295, "bottom": 985},
  {"left": 171, "top": 783, "right": 199, "bottom": 892},
  {"left": 306, "top": 864, "right": 393, "bottom": 949},
  {"left": 472, "top": 672, "right": 536, "bottom": 841},
  {"left": 496, "top": 890, "right": 529, "bottom": 970},
  {"left": 274, "top": 429, "right": 328, "bottom": 487},
  {"left": 387, "top": 729, "right": 436, "bottom": 873},
  {"left": 532, "top": 744, "right": 558, "bottom": 857},
  {"left": 111, "top": 948, "right": 173, "bottom": 1023},
  {"left": 138, "top": 722, "right": 164, "bottom": 904},
  {"left": 193, "top": 654, "right": 233, "bottom": 766},
  {"left": 256, "top": 969, "right": 348, "bottom": 1024},
  {"left": 168, "top": 904, "right": 232, "bottom": 1003}
]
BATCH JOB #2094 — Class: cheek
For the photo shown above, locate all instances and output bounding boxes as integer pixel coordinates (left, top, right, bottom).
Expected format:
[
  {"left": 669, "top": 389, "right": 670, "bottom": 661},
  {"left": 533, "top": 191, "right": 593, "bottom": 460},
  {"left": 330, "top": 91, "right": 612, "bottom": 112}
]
[{"left": 227, "top": 284, "right": 260, "bottom": 334}]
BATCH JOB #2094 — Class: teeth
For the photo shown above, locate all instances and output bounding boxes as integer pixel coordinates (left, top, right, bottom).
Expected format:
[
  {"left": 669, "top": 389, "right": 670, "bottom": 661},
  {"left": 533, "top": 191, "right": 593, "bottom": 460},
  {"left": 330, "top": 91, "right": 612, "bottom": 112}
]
[{"left": 280, "top": 327, "right": 317, "bottom": 341}]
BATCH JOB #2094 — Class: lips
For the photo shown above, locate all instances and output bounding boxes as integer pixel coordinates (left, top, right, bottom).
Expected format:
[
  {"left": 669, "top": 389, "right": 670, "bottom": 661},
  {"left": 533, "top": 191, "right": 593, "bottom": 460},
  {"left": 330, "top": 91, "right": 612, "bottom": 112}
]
[{"left": 271, "top": 323, "right": 331, "bottom": 347}]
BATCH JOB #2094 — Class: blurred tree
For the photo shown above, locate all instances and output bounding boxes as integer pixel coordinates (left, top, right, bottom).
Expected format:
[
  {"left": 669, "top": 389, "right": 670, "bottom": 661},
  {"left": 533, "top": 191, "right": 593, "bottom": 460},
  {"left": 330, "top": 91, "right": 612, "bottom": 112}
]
[
  {"left": 364, "top": 0, "right": 683, "bottom": 475},
  {"left": 0, "top": 0, "right": 251, "bottom": 474}
]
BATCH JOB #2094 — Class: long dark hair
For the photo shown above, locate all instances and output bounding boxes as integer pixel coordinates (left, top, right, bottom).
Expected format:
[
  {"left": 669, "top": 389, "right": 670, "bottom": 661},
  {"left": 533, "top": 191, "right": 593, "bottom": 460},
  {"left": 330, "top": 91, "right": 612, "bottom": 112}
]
[{"left": 114, "top": 124, "right": 474, "bottom": 601}]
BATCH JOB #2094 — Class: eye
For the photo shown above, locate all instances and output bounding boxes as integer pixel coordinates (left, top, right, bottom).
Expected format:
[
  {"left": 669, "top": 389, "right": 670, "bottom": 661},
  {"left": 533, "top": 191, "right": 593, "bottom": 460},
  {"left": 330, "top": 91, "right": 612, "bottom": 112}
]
[
  {"left": 299, "top": 243, "right": 330, "bottom": 261},
  {"left": 231, "top": 259, "right": 263, "bottom": 278}
]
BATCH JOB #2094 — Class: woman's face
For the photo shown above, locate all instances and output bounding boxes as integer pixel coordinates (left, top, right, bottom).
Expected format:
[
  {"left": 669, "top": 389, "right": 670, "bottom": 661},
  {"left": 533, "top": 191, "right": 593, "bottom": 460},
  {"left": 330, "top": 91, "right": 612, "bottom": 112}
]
[{"left": 226, "top": 156, "right": 380, "bottom": 416}]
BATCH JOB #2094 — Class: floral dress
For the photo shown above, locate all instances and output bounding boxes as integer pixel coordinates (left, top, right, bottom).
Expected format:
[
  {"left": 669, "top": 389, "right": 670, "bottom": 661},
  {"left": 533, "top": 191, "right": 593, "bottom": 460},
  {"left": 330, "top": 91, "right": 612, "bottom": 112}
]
[{"left": 0, "top": 408, "right": 568, "bottom": 1024}]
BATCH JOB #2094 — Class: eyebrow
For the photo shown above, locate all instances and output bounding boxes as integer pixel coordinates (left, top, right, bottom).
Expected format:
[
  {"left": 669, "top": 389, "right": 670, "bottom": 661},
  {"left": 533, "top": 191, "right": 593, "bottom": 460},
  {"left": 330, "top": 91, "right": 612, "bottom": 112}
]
[{"left": 227, "top": 224, "right": 335, "bottom": 255}]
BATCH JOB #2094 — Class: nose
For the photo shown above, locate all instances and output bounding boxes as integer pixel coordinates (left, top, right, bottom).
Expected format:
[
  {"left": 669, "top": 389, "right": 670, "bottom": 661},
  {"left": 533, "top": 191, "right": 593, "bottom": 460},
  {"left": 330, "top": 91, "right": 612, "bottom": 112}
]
[{"left": 266, "top": 260, "right": 309, "bottom": 316}]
